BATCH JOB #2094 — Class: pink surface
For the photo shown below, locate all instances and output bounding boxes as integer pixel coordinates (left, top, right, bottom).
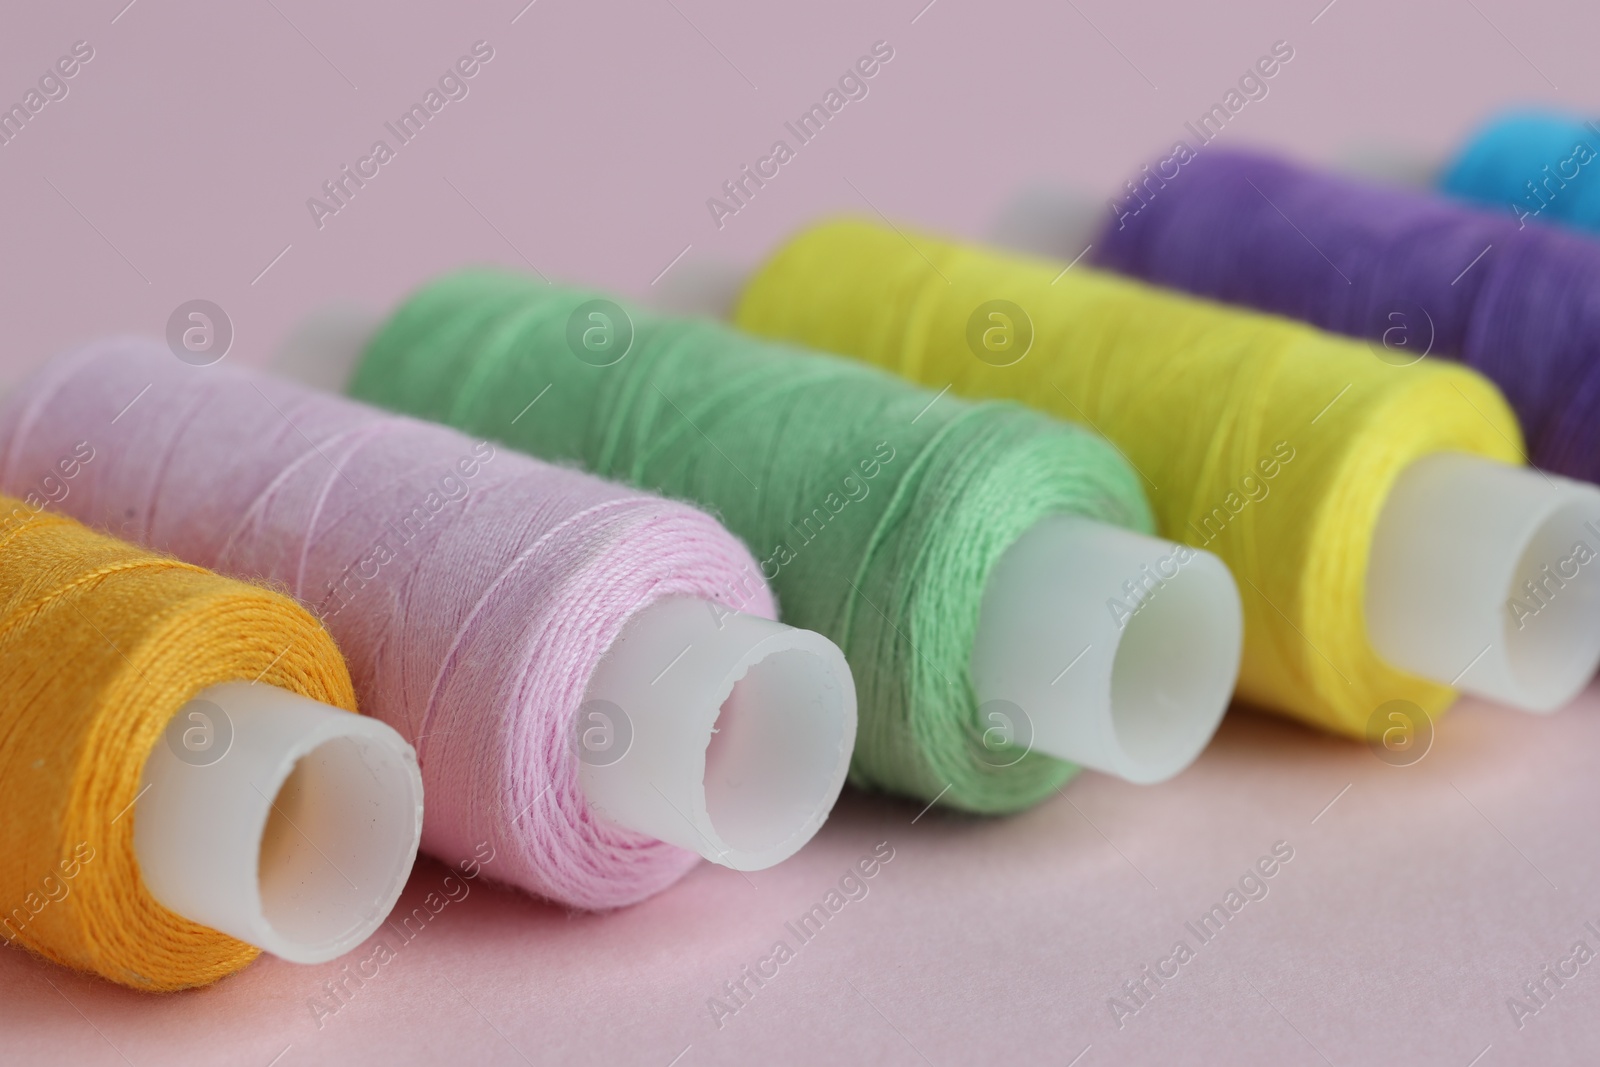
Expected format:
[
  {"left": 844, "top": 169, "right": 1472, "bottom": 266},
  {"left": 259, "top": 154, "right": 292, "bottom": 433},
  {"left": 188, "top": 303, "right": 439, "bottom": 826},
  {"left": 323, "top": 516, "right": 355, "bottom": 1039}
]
[
  {"left": 5, "top": 0, "right": 1600, "bottom": 1063},
  {"left": 7, "top": 692, "right": 1600, "bottom": 1065}
]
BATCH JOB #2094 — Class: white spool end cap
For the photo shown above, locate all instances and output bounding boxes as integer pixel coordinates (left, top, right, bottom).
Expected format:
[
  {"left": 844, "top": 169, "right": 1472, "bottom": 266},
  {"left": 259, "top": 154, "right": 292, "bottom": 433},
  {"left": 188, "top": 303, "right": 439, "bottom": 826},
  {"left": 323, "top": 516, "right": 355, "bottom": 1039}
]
[
  {"left": 649, "top": 259, "right": 751, "bottom": 320},
  {"left": 273, "top": 269, "right": 753, "bottom": 398},
  {"left": 1367, "top": 453, "right": 1600, "bottom": 712},
  {"left": 990, "top": 185, "right": 1113, "bottom": 259},
  {"left": 578, "top": 596, "right": 857, "bottom": 871},
  {"left": 272, "top": 304, "right": 381, "bottom": 393},
  {"left": 134, "top": 681, "right": 424, "bottom": 964},
  {"left": 971, "top": 516, "right": 1244, "bottom": 785},
  {"left": 1332, "top": 145, "right": 1439, "bottom": 188}
]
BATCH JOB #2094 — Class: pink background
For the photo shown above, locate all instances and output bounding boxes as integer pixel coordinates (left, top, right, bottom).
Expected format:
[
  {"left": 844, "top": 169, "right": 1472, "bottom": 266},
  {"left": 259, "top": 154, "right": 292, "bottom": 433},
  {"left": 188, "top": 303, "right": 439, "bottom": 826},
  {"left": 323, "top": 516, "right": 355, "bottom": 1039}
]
[{"left": 5, "top": 0, "right": 1600, "bottom": 1063}]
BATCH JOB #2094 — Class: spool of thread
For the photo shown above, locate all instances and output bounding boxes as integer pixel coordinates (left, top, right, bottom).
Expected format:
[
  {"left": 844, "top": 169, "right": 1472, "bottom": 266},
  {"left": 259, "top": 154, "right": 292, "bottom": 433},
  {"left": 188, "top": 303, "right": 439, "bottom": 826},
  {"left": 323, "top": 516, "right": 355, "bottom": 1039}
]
[
  {"left": 0, "top": 497, "right": 423, "bottom": 990},
  {"left": 1084, "top": 147, "right": 1600, "bottom": 484},
  {"left": 307, "top": 270, "right": 1246, "bottom": 811},
  {"left": 735, "top": 217, "right": 1600, "bottom": 733},
  {"left": 0, "top": 340, "right": 857, "bottom": 910},
  {"left": 1440, "top": 110, "right": 1600, "bottom": 235}
]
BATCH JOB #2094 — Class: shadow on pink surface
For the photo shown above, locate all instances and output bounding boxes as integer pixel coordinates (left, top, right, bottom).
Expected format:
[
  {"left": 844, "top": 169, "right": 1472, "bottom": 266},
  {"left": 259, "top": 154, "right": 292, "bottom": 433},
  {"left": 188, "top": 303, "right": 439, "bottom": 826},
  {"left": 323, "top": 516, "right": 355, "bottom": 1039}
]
[{"left": 4, "top": 687, "right": 1597, "bottom": 1066}]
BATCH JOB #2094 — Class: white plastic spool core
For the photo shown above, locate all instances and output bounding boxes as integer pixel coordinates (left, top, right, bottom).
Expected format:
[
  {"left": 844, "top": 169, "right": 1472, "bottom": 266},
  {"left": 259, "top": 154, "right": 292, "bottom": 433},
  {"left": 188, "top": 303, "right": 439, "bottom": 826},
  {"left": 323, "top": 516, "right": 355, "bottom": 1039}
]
[
  {"left": 134, "top": 682, "right": 423, "bottom": 963},
  {"left": 274, "top": 308, "right": 1247, "bottom": 788},
  {"left": 990, "top": 192, "right": 1600, "bottom": 713},
  {"left": 972, "top": 516, "right": 1244, "bottom": 784},
  {"left": 989, "top": 184, "right": 1110, "bottom": 261},
  {"left": 272, "top": 324, "right": 862, "bottom": 867},
  {"left": 1366, "top": 452, "right": 1600, "bottom": 712},
  {"left": 578, "top": 596, "right": 857, "bottom": 871},
  {"left": 1332, "top": 145, "right": 1440, "bottom": 188},
  {"left": 651, "top": 260, "right": 751, "bottom": 320},
  {"left": 274, "top": 304, "right": 383, "bottom": 394}
]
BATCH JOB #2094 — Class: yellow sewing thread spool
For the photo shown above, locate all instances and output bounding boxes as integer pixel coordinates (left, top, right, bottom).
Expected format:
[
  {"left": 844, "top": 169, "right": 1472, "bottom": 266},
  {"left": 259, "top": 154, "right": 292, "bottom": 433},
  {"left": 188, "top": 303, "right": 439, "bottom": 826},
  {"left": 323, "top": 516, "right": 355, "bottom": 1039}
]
[
  {"left": 0, "top": 499, "right": 357, "bottom": 990},
  {"left": 736, "top": 219, "right": 1532, "bottom": 738}
]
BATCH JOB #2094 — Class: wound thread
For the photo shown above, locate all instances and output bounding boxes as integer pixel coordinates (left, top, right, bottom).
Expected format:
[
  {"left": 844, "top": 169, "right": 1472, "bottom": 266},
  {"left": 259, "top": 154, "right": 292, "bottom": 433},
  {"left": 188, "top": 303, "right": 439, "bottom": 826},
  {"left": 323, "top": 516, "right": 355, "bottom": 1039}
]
[
  {"left": 0, "top": 340, "right": 773, "bottom": 911},
  {"left": 0, "top": 497, "right": 356, "bottom": 991},
  {"left": 1091, "top": 147, "right": 1600, "bottom": 482},
  {"left": 349, "top": 269, "right": 1155, "bottom": 814},
  {"left": 734, "top": 217, "right": 1523, "bottom": 737},
  {"left": 1441, "top": 110, "right": 1600, "bottom": 236}
]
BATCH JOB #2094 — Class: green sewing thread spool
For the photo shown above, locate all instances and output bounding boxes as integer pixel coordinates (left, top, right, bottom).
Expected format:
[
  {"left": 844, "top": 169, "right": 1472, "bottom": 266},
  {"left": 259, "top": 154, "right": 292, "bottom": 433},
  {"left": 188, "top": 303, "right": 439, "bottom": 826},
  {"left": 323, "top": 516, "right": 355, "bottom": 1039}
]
[{"left": 338, "top": 269, "right": 1243, "bottom": 813}]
